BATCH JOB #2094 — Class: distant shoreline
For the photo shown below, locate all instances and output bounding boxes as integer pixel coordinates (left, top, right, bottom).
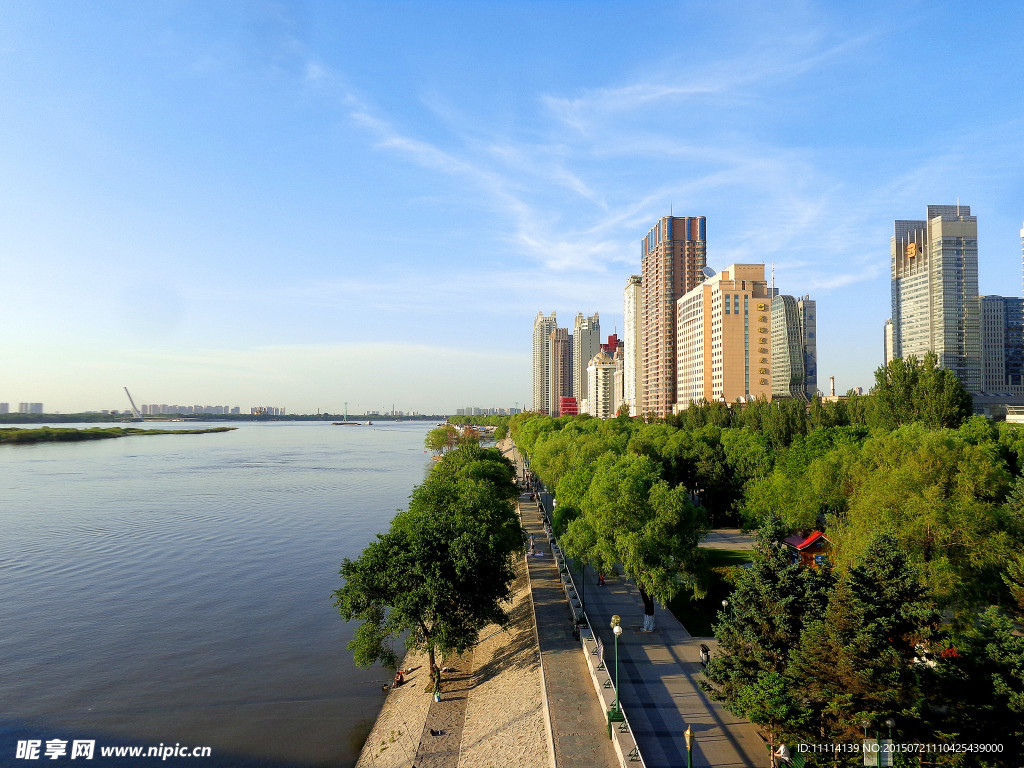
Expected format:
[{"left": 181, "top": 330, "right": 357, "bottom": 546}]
[
  {"left": 0, "top": 413, "right": 453, "bottom": 425},
  {"left": 0, "top": 426, "right": 236, "bottom": 445}
]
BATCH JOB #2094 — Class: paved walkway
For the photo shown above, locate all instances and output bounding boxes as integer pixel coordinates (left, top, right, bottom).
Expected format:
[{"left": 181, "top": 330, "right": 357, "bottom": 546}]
[
  {"left": 519, "top": 492, "right": 619, "bottom": 768},
  {"left": 700, "top": 529, "right": 755, "bottom": 551},
  {"left": 562, "top": 555, "right": 765, "bottom": 767}
]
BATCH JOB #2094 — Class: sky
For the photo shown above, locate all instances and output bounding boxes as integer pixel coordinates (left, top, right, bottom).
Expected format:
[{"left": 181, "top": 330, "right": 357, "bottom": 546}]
[{"left": 2, "top": 1, "right": 1023, "bottom": 415}]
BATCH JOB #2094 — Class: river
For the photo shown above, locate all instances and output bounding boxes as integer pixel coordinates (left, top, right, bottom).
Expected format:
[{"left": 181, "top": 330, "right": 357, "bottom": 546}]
[{"left": 0, "top": 420, "right": 436, "bottom": 766}]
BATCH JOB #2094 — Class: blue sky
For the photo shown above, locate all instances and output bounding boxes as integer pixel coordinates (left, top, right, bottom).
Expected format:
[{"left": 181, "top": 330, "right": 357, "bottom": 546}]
[{"left": 2, "top": 1, "right": 1023, "bottom": 414}]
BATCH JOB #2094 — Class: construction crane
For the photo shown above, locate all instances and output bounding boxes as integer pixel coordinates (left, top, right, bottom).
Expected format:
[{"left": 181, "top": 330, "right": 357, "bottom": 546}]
[{"left": 123, "top": 387, "right": 143, "bottom": 421}]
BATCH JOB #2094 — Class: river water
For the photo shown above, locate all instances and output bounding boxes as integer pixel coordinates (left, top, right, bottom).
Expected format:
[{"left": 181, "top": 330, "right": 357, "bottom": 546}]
[{"left": 0, "top": 420, "right": 435, "bottom": 767}]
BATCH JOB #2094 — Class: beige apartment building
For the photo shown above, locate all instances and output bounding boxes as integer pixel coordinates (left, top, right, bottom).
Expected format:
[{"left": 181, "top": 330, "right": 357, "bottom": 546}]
[
  {"left": 586, "top": 350, "right": 617, "bottom": 419},
  {"left": 675, "top": 264, "right": 775, "bottom": 408},
  {"left": 640, "top": 216, "right": 707, "bottom": 418}
]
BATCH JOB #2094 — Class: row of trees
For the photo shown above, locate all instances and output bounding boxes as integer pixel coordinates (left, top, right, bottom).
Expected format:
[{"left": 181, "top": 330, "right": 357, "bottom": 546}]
[
  {"left": 333, "top": 444, "right": 523, "bottom": 685},
  {"left": 509, "top": 405, "right": 1024, "bottom": 618}
]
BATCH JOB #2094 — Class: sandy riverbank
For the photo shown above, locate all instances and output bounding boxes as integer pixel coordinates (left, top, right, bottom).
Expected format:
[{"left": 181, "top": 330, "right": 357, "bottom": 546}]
[
  {"left": 355, "top": 561, "right": 549, "bottom": 768},
  {"left": 355, "top": 440, "right": 550, "bottom": 768}
]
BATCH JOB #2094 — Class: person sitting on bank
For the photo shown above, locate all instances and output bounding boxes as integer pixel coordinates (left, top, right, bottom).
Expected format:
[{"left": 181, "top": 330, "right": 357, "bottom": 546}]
[{"left": 393, "top": 670, "right": 404, "bottom": 687}]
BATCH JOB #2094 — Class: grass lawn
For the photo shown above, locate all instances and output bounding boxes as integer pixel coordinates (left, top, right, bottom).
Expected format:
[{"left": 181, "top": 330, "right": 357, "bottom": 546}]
[{"left": 667, "top": 548, "right": 754, "bottom": 637}]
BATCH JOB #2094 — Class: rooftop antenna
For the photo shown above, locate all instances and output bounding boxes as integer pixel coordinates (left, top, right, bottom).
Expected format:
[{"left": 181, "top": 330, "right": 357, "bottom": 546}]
[
  {"left": 771, "top": 261, "right": 775, "bottom": 293},
  {"left": 957, "top": 197, "right": 960, "bottom": 217}
]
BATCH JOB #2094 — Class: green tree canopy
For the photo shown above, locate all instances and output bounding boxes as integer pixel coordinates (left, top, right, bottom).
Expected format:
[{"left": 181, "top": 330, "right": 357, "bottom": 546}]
[
  {"left": 788, "top": 535, "right": 938, "bottom": 742},
  {"left": 559, "top": 453, "right": 709, "bottom": 615},
  {"left": 333, "top": 451, "right": 523, "bottom": 679},
  {"left": 872, "top": 352, "right": 972, "bottom": 429}
]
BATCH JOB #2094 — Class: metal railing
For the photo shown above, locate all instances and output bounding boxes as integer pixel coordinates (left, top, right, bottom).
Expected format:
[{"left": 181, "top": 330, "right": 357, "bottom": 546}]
[{"left": 543, "top": 494, "right": 648, "bottom": 768}]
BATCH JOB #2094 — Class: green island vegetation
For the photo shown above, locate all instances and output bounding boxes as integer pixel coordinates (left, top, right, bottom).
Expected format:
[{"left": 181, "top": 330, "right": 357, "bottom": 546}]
[
  {"left": 333, "top": 440, "right": 524, "bottom": 692},
  {"left": 505, "top": 352, "right": 1024, "bottom": 767},
  {"left": 0, "top": 426, "right": 236, "bottom": 445}
]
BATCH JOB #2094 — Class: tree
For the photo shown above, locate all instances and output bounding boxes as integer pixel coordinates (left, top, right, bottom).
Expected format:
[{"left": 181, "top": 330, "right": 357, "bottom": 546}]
[
  {"left": 424, "top": 425, "right": 457, "bottom": 456},
  {"left": 788, "top": 536, "right": 938, "bottom": 743},
  {"left": 560, "top": 453, "right": 709, "bottom": 630},
  {"left": 333, "top": 452, "right": 523, "bottom": 682},
  {"left": 871, "top": 352, "right": 971, "bottom": 429},
  {"left": 832, "top": 424, "right": 1015, "bottom": 610},
  {"left": 459, "top": 424, "right": 481, "bottom": 445},
  {"left": 936, "top": 606, "right": 1024, "bottom": 766},
  {"left": 702, "top": 517, "right": 831, "bottom": 749}
]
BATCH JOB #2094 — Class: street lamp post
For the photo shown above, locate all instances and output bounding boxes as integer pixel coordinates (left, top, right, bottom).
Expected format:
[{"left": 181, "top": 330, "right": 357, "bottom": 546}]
[
  {"left": 684, "top": 724, "right": 694, "bottom": 768},
  {"left": 610, "top": 614, "right": 622, "bottom": 715}
]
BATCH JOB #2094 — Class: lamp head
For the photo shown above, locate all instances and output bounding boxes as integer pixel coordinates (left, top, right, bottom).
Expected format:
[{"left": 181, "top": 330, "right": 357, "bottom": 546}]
[
  {"left": 885, "top": 718, "right": 895, "bottom": 729},
  {"left": 684, "top": 725, "right": 693, "bottom": 749},
  {"left": 613, "top": 625, "right": 622, "bottom": 637},
  {"left": 610, "top": 614, "right": 620, "bottom": 628}
]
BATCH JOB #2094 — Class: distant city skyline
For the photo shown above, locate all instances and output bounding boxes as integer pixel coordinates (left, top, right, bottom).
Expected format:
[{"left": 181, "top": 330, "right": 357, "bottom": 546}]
[{"left": 2, "top": 3, "right": 1023, "bottom": 413}]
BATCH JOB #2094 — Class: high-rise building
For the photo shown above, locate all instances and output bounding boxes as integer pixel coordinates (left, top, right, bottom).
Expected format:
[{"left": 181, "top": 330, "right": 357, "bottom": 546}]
[
  {"left": 18, "top": 403, "right": 44, "bottom": 414},
  {"left": 675, "top": 264, "right": 775, "bottom": 407},
  {"left": 0, "top": 403, "right": 8, "bottom": 414},
  {"left": 883, "top": 318, "right": 895, "bottom": 365},
  {"left": 532, "top": 311, "right": 557, "bottom": 413},
  {"left": 981, "top": 295, "right": 1024, "bottom": 392},
  {"left": 612, "top": 345, "right": 625, "bottom": 417},
  {"left": 623, "top": 275, "right": 642, "bottom": 416},
  {"left": 771, "top": 294, "right": 817, "bottom": 401},
  {"left": 572, "top": 312, "right": 601, "bottom": 404},
  {"left": 549, "top": 327, "right": 573, "bottom": 417},
  {"left": 641, "top": 216, "right": 707, "bottom": 417},
  {"left": 586, "top": 350, "right": 617, "bottom": 419},
  {"left": 889, "top": 205, "right": 981, "bottom": 393}
]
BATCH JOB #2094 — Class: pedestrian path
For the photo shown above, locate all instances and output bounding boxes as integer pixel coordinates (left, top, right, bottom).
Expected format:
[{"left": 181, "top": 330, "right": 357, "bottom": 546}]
[
  {"left": 519, "top": 492, "right": 619, "bottom": 768},
  {"left": 563, "top": 556, "right": 764, "bottom": 768},
  {"left": 413, "top": 649, "right": 474, "bottom": 768}
]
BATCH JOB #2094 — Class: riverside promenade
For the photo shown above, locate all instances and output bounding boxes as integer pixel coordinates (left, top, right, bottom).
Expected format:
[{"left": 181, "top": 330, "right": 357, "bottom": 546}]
[
  {"left": 518, "top": 490, "right": 620, "bottom": 768},
  {"left": 513, "top": 441, "right": 765, "bottom": 768},
  {"left": 355, "top": 438, "right": 764, "bottom": 768}
]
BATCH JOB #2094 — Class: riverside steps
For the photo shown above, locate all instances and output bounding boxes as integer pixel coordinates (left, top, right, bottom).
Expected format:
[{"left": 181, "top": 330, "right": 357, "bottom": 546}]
[{"left": 509, "top": 438, "right": 765, "bottom": 768}]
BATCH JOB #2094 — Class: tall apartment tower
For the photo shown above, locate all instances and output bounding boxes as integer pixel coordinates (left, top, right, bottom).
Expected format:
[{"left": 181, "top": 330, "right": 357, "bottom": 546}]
[
  {"left": 675, "top": 264, "right": 775, "bottom": 407},
  {"left": 641, "top": 215, "right": 707, "bottom": 417},
  {"left": 890, "top": 205, "right": 981, "bottom": 393},
  {"left": 981, "top": 295, "right": 1024, "bottom": 392},
  {"left": 572, "top": 312, "right": 601, "bottom": 404},
  {"left": 532, "top": 311, "right": 557, "bottom": 413},
  {"left": 549, "top": 327, "right": 573, "bottom": 417},
  {"left": 623, "top": 275, "right": 642, "bottom": 416},
  {"left": 771, "top": 295, "right": 817, "bottom": 400}
]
